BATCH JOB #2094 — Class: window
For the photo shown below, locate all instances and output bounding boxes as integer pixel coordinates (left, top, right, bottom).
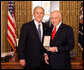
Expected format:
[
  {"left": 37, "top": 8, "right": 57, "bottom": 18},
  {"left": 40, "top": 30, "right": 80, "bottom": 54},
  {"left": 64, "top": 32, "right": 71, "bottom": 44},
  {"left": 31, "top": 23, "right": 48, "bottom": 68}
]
[{"left": 32, "top": 1, "right": 59, "bottom": 22}]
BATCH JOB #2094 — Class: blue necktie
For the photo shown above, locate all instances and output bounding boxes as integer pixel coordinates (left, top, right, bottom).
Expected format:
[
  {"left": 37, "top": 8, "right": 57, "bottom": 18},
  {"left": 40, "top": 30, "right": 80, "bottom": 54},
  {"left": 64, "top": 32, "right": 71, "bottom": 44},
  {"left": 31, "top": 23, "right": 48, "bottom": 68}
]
[{"left": 38, "top": 24, "right": 41, "bottom": 41}]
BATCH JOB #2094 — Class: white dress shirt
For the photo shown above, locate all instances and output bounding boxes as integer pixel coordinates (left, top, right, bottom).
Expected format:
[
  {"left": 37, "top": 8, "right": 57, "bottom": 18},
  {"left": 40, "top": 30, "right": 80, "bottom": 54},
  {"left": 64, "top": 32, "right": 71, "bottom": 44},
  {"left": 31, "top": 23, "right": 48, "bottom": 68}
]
[
  {"left": 34, "top": 20, "right": 43, "bottom": 41},
  {"left": 52, "top": 22, "right": 62, "bottom": 32}
]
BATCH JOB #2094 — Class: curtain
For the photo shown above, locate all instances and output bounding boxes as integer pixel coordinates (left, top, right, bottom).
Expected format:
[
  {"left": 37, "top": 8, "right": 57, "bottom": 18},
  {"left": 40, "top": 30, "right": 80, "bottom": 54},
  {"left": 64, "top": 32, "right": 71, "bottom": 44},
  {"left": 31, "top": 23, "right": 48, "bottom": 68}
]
[
  {"left": 1, "top": 1, "right": 32, "bottom": 52},
  {"left": 60, "top": 1, "right": 81, "bottom": 56}
]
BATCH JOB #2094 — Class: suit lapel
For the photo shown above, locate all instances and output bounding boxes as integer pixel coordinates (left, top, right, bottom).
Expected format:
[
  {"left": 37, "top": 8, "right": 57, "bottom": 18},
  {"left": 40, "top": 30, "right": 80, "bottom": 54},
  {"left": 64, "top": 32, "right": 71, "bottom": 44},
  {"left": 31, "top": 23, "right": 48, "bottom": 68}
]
[
  {"left": 42, "top": 23, "right": 44, "bottom": 43},
  {"left": 42, "top": 22, "right": 47, "bottom": 44},
  {"left": 50, "top": 25, "right": 54, "bottom": 36},
  {"left": 31, "top": 20, "right": 41, "bottom": 43},
  {"left": 56, "top": 23, "right": 64, "bottom": 35},
  {"left": 52, "top": 23, "right": 64, "bottom": 41}
]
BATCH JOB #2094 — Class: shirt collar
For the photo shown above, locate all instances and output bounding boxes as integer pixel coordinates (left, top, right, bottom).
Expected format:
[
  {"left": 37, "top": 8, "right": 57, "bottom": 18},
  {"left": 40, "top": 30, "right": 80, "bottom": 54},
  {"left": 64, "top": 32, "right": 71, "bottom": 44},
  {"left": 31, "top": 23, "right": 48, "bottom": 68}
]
[
  {"left": 56, "top": 21, "right": 62, "bottom": 29},
  {"left": 34, "top": 19, "right": 43, "bottom": 31},
  {"left": 34, "top": 19, "right": 42, "bottom": 26},
  {"left": 53, "top": 22, "right": 62, "bottom": 31}
]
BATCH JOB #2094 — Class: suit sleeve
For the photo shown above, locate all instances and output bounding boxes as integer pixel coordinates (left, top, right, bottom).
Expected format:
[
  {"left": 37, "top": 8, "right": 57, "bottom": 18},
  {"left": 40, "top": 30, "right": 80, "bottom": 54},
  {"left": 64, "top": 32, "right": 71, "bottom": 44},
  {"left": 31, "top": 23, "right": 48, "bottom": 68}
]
[
  {"left": 18, "top": 24, "right": 27, "bottom": 60},
  {"left": 58, "top": 27, "right": 74, "bottom": 53}
]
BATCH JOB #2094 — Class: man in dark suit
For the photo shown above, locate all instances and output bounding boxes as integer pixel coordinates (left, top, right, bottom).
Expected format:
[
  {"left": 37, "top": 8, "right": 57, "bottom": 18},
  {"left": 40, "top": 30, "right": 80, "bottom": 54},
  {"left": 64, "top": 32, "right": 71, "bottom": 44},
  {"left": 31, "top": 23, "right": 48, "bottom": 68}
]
[
  {"left": 44, "top": 10, "right": 74, "bottom": 69},
  {"left": 18, "top": 6, "right": 47, "bottom": 69}
]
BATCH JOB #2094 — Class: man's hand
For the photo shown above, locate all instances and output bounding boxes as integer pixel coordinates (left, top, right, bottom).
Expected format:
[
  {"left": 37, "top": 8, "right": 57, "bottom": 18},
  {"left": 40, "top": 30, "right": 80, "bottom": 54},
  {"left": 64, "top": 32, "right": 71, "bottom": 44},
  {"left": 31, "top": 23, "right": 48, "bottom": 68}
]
[
  {"left": 44, "top": 53, "right": 49, "bottom": 64},
  {"left": 48, "top": 47, "right": 58, "bottom": 52},
  {"left": 19, "top": 59, "right": 26, "bottom": 67}
]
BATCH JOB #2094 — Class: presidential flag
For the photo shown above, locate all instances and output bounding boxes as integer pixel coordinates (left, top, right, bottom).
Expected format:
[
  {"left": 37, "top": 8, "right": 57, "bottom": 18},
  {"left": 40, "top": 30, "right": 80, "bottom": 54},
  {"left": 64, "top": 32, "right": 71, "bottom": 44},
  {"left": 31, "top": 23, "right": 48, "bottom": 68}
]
[
  {"left": 78, "top": 1, "right": 83, "bottom": 52},
  {"left": 7, "top": 1, "right": 17, "bottom": 51}
]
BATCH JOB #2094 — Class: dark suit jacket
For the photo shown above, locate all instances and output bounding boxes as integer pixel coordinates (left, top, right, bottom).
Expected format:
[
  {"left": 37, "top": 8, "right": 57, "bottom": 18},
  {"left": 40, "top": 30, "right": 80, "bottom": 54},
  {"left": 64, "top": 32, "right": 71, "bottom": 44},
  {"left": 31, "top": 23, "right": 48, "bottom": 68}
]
[
  {"left": 47, "top": 23, "right": 74, "bottom": 69},
  {"left": 18, "top": 20, "right": 48, "bottom": 69}
]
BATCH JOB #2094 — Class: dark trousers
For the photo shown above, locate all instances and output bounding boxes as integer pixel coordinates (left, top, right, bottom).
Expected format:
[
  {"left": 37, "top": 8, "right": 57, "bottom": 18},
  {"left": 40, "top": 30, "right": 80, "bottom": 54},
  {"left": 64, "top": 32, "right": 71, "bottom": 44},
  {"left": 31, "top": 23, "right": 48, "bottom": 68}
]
[
  {"left": 24, "top": 58, "right": 48, "bottom": 69},
  {"left": 24, "top": 62, "right": 48, "bottom": 69},
  {"left": 35, "top": 63, "right": 48, "bottom": 69}
]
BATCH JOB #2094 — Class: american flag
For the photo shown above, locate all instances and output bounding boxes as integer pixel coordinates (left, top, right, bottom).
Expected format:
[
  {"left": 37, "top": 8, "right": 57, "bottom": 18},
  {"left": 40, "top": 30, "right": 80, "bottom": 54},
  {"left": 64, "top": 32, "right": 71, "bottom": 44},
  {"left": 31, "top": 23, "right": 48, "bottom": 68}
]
[{"left": 7, "top": 1, "right": 17, "bottom": 51}]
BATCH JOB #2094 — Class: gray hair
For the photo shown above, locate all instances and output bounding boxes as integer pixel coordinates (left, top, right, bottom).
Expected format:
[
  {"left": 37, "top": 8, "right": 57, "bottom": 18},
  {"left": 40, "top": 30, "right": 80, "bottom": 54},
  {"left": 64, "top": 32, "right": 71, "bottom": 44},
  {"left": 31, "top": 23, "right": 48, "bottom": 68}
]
[{"left": 50, "top": 10, "right": 62, "bottom": 19}]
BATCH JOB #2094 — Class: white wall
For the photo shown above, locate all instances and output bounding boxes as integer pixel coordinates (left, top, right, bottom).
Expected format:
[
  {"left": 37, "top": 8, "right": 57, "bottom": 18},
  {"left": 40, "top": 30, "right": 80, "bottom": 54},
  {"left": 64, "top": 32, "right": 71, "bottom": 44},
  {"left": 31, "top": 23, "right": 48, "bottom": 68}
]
[{"left": 50, "top": 1, "right": 59, "bottom": 12}]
